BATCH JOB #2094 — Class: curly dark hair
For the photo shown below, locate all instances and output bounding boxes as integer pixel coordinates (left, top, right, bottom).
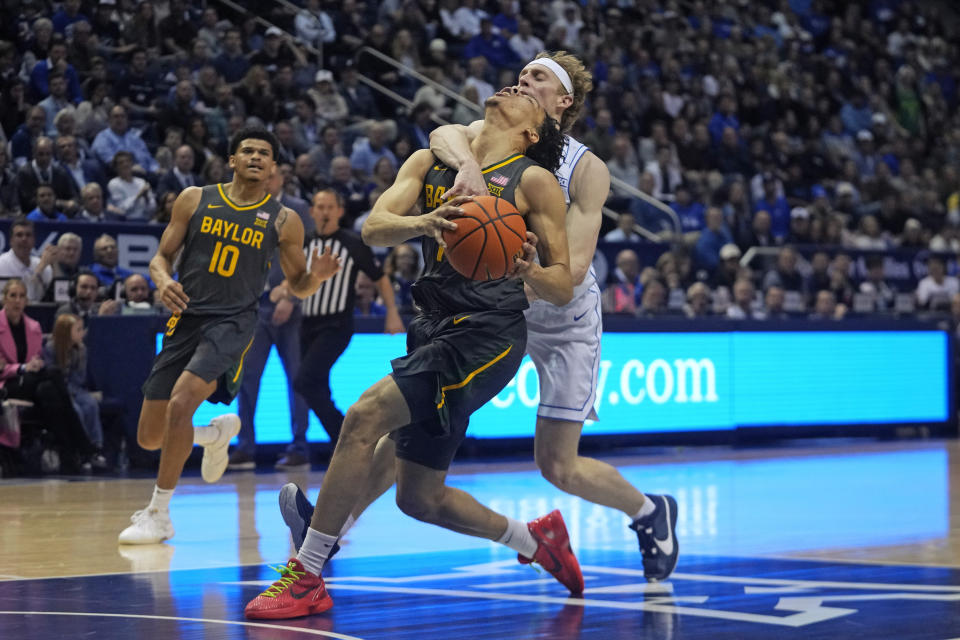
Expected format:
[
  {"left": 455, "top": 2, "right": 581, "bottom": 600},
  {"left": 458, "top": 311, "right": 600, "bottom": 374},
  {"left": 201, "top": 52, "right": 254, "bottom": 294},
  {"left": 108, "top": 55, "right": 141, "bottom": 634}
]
[
  {"left": 525, "top": 114, "right": 564, "bottom": 175},
  {"left": 228, "top": 126, "right": 278, "bottom": 160}
]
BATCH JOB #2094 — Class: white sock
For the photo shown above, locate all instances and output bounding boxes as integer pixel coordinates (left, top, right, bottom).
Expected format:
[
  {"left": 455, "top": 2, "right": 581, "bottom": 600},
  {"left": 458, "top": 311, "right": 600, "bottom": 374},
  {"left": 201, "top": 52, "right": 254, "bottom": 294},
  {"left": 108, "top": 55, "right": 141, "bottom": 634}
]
[
  {"left": 632, "top": 494, "right": 656, "bottom": 521},
  {"left": 148, "top": 485, "right": 173, "bottom": 512},
  {"left": 495, "top": 517, "right": 539, "bottom": 560},
  {"left": 297, "top": 527, "right": 339, "bottom": 576},
  {"left": 339, "top": 514, "right": 356, "bottom": 538},
  {"left": 193, "top": 425, "right": 218, "bottom": 446}
]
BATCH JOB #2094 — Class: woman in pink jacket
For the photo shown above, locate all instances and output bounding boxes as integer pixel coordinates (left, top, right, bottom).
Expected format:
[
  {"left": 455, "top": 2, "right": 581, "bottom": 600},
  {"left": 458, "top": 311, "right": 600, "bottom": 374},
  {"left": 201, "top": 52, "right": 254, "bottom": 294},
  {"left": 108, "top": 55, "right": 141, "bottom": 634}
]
[{"left": 0, "top": 279, "right": 94, "bottom": 473}]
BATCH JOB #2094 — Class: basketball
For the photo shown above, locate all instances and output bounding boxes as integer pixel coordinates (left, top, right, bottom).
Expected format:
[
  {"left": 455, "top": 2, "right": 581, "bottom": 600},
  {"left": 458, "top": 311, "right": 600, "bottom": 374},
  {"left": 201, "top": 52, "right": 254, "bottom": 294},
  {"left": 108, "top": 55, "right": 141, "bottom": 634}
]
[{"left": 442, "top": 196, "right": 528, "bottom": 281}]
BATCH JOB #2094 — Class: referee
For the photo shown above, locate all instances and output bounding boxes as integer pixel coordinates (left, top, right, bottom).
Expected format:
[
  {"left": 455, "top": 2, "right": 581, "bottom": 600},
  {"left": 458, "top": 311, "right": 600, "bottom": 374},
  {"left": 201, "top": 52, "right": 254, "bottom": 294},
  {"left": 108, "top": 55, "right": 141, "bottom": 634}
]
[{"left": 290, "top": 188, "right": 403, "bottom": 445}]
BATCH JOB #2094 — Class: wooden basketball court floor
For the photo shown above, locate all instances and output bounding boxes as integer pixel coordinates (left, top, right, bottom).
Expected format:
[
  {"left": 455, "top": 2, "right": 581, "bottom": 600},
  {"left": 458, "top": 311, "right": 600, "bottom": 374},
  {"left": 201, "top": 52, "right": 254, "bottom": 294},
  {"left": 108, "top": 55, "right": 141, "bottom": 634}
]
[{"left": 2, "top": 438, "right": 960, "bottom": 639}]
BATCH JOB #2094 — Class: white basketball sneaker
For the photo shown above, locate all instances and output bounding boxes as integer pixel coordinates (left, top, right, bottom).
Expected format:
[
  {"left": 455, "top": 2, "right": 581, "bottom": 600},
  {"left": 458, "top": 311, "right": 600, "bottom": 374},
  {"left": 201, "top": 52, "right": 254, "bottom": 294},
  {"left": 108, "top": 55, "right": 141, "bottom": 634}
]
[
  {"left": 118, "top": 508, "right": 175, "bottom": 545},
  {"left": 201, "top": 414, "right": 241, "bottom": 483}
]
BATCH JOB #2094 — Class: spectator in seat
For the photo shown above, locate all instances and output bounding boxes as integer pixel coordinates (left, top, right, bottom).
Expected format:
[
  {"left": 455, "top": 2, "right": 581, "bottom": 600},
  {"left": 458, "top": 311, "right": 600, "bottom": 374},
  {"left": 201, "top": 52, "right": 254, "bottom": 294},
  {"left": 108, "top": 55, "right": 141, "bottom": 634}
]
[
  {"left": 754, "top": 173, "right": 791, "bottom": 241},
  {"left": 88, "top": 234, "right": 133, "bottom": 291},
  {"left": 602, "top": 248, "right": 641, "bottom": 314},
  {"left": 0, "top": 146, "right": 20, "bottom": 217},
  {"left": 808, "top": 251, "right": 831, "bottom": 293},
  {"left": 349, "top": 121, "right": 397, "bottom": 178},
  {"left": 354, "top": 272, "right": 386, "bottom": 317},
  {"left": 383, "top": 243, "right": 421, "bottom": 314},
  {"left": 308, "top": 70, "right": 349, "bottom": 126},
  {"left": 56, "top": 135, "right": 103, "bottom": 196},
  {"left": 604, "top": 212, "right": 642, "bottom": 242},
  {"left": 51, "top": 233, "right": 82, "bottom": 280},
  {"left": 900, "top": 218, "right": 926, "bottom": 248},
  {"left": 156, "top": 145, "right": 198, "bottom": 201},
  {"left": 683, "top": 282, "right": 712, "bottom": 318},
  {"left": 213, "top": 28, "right": 250, "bottom": 84},
  {"left": 91, "top": 105, "right": 157, "bottom": 174},
  {"left": 29, "top": 37, "right": 83, "bottom": 103},
  {"left": 764, "top": 285, "right": 788, "bottom": 319},
  {"left": 16, "top": 136, "right": 78, "bottom": 214},
  {"left": 786, "top": 207, "right": 813, "bottom": 244},
  {"left": 763, "top": 246, "right": 807, "bottom": 304},
  {"left": 916, "top": 255, "right": 959, "bottom": 311},
  {"left": 119, "top": 273, "right": 159, "bottom": 315},
  {"left": 859, "top": 255, "right": 896, "bottom": 311},
  {"left": 726, "top": 278, "right": 765, "bottom": 319},
  {"left": 56, "top": 269, "right": 118, "bottom": 320},
  {"left": 77, "top": 183, "right": 107, "bottom": 222},
  {"left": 107, "top": 151, "right": 156, "bottom": 221},
  {"left": 0, "top": 218, "right": 55, "bottom": 302},
  {"left": 10, "top": 106, "right": 48, "bottom": 168},
  {"left": 694, "top": 207, "right": 733, "bottom": 272},
  {"left": 635, "top": 279, "right": 667, "bottom": 318},
  {"left": 43, "top": 313, "right": 107, "bottom": 470},
  {"left": 329, "top": 155, "right": 368, "bottom": 222},
  {"left": 829, "top": 253, "right": 855, "bottom": 308},
  {"left": 464, "top": 17, "right": 519, "bottom": 70},
  {"left": 809, "top": 289, "right": 847, "bottom": 320},
  {"left": 0, "top": 279, "right": 95, "bottom": 473},
  {"left": 671, "top": 183, "right": 706, "bottom": 233},
  {"left": 26, "top": 184, "right": 67, "bottom": 222}
]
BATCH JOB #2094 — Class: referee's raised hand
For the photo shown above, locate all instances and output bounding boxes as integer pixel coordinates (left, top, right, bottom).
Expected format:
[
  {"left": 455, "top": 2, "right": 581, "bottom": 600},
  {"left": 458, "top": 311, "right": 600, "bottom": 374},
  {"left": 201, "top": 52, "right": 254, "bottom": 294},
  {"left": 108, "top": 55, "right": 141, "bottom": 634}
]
[{"left": 309, "top": 245, "right": 342, "bottom": 282}]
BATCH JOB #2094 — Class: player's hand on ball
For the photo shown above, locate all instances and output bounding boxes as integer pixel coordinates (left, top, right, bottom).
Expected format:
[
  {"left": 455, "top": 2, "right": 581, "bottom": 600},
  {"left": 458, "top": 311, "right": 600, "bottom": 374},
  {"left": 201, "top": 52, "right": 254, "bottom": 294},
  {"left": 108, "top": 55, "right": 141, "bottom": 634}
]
[
  {"left": 444, "top": 165, "right": 488, "bottom": 199},
  {"left": 507, "top": 231, "right": 539, "bottom": 278},
  {"left": 310, "top": 246, "right": 342, "bottom": 281},
  {"left": 158, "top": 279, "right": 189, "bottom": 313},
  {"left": 421, "top": 196, "right": 472, "bottom": 248}
]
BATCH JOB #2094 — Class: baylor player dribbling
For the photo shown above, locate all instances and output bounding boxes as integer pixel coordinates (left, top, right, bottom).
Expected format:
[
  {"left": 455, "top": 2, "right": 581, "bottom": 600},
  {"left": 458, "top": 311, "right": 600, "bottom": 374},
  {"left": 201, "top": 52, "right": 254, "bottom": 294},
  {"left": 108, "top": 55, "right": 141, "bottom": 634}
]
[{"left": 118, "top": 127, "right": 341, "bottom": 545}]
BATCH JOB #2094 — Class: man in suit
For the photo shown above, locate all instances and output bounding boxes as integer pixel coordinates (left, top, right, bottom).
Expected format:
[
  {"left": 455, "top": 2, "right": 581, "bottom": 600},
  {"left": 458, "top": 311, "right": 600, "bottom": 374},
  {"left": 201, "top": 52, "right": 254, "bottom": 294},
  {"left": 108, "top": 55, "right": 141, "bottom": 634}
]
[
  {"left": 56, "top": 135, "right": 105, "bottom": 195},
  {"left": 16, "top": 136, "right": 78, "bottom": 215},
  {"left": 156, "top": 145, "right": 199, "bottom": 201}
]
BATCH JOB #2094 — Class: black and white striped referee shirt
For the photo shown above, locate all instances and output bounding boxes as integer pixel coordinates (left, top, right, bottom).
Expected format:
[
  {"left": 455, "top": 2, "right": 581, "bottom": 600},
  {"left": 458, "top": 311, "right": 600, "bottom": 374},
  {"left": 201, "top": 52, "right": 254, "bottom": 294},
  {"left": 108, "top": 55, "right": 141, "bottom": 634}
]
[{"left": 301, "top": 229, "right": 383, "bottom": 321}]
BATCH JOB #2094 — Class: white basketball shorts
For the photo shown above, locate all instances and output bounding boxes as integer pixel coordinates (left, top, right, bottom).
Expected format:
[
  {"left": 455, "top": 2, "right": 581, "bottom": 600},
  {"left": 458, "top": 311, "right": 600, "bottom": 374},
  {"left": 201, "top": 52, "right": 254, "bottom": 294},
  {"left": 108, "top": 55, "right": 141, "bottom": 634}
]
[{"left": 524, "top": 283, "right": 602, "bottom": 423}]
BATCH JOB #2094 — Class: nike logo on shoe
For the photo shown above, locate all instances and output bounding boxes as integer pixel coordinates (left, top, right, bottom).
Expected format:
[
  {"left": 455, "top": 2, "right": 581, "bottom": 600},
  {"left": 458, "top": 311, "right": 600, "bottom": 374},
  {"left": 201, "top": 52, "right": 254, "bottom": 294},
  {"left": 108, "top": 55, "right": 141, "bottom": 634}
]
[
  {"left": 654, "top": 498, "right": 674, "bottom": 556},
  {"left": 290, "top": 587, "right": 314, "bottom": 600}
]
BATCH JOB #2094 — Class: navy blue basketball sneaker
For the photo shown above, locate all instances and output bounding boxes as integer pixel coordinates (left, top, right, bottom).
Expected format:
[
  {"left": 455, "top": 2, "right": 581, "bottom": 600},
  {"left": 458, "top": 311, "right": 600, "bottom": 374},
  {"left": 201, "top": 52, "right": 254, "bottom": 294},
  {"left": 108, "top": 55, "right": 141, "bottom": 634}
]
[
  {"left": 278, "top": 483, "right": 339, "bottom": 558},
  {"left": 628, "top": 494, "right": 679, "bottom": 582}
]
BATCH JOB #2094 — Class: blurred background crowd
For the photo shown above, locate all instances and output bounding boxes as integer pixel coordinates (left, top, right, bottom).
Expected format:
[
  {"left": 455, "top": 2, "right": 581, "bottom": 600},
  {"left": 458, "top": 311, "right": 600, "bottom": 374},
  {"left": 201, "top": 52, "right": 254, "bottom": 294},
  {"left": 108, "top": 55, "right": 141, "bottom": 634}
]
[{"left": 0, "top": 0, "right": 957, "bottom": 324}]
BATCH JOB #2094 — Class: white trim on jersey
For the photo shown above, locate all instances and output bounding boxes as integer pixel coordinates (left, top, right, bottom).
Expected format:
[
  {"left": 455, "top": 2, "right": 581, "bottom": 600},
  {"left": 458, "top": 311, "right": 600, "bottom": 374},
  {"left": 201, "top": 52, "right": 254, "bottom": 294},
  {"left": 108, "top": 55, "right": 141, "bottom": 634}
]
[{"left": 556, "top": 135, "right": 589, "bottom": 205}]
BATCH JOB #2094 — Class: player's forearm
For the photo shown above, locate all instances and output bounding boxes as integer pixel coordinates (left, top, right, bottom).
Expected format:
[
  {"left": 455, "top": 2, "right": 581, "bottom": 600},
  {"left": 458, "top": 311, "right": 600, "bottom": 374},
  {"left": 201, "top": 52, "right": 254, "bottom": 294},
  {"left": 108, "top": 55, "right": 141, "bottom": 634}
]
[
  {"left": 429, "top": 125, "right": 479, "bottom": 172},
  {"left": 523, "top": 264, "right": 573, "bottom": 307},
  {"left": 149, "top": 254, "right": 175, "bottom": 288},
  {"left": 361, "top": 211, "right": 424, "bottom": 247},
  {"left": 288, "top": 272, "right": 323, "bottom": 299}
]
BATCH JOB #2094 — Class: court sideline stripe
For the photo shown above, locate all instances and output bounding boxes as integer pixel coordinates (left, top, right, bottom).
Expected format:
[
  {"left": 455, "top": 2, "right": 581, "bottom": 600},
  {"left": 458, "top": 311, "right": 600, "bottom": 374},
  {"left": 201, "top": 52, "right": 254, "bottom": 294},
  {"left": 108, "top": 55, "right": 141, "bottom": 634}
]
[{"left": 0, "top": 611, "right": 364, "bottom": 639}]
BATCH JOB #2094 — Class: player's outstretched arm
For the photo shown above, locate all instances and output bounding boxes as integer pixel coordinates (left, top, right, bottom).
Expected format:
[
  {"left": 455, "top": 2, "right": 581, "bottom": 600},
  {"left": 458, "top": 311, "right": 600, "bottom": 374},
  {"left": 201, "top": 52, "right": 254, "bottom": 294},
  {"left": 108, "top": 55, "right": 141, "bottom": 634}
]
[
  {"left": 429, "top": 120, "right": 487, "bottom": 198},
  {"left": 566, "top": 151, "right": 609, "bottom": 287},
  {"left": 277, "top": 207, "right": 341, "bottom": 298},
  {"left": 515, "top": 166, "right": 573, "bottom": 306},
  {"left": 362, "top": 149, "right": 470, "bottom": 248},
  {"left": 150, "top": 186, "right": 202, "bottom": 313}
]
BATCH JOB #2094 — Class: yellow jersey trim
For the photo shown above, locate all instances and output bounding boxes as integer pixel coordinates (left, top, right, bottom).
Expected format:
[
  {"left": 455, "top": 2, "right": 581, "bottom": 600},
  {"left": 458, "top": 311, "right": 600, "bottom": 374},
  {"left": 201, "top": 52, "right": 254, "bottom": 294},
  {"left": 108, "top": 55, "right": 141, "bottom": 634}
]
[
  {"left": 217, "top": 183, "right": 272, "bottom": 211},
  {"left": 437, "top": 345, "right": 512, "bottom": 409},
  {"left": 232, "top": 336, "right": 256, "bottom": 383},
  {"left": 481, "top": 155, "right": 524, "bottom": 175}
]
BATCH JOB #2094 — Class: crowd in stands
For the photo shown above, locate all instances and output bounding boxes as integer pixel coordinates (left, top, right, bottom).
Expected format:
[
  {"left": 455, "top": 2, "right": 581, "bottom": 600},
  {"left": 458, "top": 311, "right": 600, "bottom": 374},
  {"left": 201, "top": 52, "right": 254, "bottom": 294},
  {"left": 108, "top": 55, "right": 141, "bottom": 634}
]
[{"left": 0, "top": 0, "right": 957, "bottom": 327}]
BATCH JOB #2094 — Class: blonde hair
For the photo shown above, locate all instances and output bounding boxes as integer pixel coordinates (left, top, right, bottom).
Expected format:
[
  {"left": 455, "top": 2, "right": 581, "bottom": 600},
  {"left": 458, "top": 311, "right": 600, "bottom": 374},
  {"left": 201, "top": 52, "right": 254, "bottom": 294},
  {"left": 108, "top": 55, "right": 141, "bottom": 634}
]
[{"left": 534, "top": 51, "right": 593, "bottom": 132}]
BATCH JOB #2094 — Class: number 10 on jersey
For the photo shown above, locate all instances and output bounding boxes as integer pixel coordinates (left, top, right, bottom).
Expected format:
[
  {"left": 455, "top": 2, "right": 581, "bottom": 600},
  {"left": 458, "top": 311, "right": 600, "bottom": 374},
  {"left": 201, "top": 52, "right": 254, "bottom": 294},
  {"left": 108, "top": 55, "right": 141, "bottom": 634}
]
[{"left": 208, "top": 241, "right": 239, "bottom": 277}]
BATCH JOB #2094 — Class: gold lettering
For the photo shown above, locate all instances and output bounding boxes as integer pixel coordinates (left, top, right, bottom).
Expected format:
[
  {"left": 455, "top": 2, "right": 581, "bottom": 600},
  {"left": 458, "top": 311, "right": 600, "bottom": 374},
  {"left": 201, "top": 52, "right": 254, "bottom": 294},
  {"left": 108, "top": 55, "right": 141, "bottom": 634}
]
[
  {"left": 201, "top": 216, "right": 212, "bottom": 233},
  {"left": 211, "top": 219, "right": 224, "bottom": 236},
  {"left": 251, "top": 230, "right": 263, "bottom": 249},
  {"left": 434, "top": 186, "right": 445, "bottom": 207},
  {"left": 487, "top": 185, "right": 504, "bottom": 197},
  {"left": 230, "top": 222, "right": 242, "bottom": 242},
  {"left": 424, "top": 185, "right": 434, "bottom": 208},
  {"left": 241, "top": 227, "right": 253, "bottom": 244}
]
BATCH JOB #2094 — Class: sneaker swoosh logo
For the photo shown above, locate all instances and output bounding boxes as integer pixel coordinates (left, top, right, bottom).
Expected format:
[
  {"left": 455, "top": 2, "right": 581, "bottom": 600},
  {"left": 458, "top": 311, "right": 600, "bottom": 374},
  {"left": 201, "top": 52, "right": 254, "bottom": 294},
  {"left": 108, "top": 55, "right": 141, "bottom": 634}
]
[
  {"left": 573, "top": 311, "right": 587, "bottom": 321},
  {"left": 452, "top": 314, "right": 471, "bottom": 325},
  {"left": 537, "top": 544, "right": 563, "bottom": 574},
  {"left": 654, "top": 498, "right": 674, "bottom": 556},
  {"left": 290, "top": 587, "right": 314, "bottom": 600}
]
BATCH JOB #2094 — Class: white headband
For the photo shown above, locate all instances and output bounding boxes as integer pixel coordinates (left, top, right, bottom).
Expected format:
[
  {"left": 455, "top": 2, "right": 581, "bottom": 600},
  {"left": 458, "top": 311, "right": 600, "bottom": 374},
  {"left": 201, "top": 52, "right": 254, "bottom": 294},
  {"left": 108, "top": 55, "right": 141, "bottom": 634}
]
[{"left": 525, "top": 59, "right": 573, "bottom": 96}]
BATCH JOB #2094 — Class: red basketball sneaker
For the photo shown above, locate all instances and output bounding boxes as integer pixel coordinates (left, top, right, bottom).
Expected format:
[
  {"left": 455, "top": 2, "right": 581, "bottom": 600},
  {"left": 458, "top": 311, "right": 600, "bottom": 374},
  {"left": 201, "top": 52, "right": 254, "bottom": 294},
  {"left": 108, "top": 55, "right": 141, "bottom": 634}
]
[
  {"left": 244, "top": 558, "right": 333, "bottom": 619},
  {"left": 518, "top": 510, "right": 584, "bottom": 594}
]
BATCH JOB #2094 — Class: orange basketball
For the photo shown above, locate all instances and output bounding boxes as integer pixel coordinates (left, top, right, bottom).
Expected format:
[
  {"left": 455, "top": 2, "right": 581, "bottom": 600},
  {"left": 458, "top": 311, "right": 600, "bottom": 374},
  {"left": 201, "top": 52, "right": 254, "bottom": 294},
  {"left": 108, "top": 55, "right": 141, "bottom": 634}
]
[{"left": 442, "top": 196, "right": 527, "bottom": 281}]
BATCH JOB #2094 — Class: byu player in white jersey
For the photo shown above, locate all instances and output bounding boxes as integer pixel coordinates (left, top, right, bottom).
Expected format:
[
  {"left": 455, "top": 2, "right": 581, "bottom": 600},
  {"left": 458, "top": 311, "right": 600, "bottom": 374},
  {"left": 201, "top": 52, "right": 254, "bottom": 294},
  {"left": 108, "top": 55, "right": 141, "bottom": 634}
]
[{"left": 278, "top": 52, "right": 679, "bottom": 582}]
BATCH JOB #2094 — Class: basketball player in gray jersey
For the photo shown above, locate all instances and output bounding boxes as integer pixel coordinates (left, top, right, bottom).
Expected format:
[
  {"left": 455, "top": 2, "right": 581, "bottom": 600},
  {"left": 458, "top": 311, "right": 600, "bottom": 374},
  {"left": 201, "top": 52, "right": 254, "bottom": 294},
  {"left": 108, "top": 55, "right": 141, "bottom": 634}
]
[
  {"left": 280, "top": 53, "right": 680, "bottom": 583},
  {"left": 246, "top": 89, "right": 582, "bottom": 620},
  {"left": 118, "top": 127, "right": 340, "bottom": 545}
]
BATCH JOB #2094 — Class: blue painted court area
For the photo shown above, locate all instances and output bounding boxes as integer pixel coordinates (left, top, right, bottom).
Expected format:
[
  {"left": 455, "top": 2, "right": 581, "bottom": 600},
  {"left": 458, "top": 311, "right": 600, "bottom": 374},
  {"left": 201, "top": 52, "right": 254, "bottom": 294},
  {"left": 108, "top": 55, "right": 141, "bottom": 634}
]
[{"left": 2, "top": 550, "right": 960, "bottom": 639}]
